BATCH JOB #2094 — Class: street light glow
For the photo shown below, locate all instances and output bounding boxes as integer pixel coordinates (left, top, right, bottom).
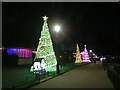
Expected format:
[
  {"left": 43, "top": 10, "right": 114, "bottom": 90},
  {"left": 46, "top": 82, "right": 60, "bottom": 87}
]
[
  {"left": 54, "top": 25, "right": 60, "bottom": 33},
  {"left": 89, "top": 50, "right": 92, "bottom": 52}
]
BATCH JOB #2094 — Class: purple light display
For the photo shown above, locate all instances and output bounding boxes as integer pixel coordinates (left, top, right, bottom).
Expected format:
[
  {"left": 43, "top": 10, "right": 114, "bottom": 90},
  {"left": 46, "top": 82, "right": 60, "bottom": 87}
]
[
  {"left": 7, "top": 48, "right": 32, "bottom": 58},
  {"left": 82, "top": 45, "right": 91, "bottom": 62}
]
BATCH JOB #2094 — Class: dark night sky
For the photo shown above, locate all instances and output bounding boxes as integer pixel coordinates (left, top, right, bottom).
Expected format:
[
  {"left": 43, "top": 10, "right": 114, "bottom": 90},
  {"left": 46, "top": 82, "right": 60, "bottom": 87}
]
[{"left": 2, "top": 2, "right": 120, "bottom": 55}]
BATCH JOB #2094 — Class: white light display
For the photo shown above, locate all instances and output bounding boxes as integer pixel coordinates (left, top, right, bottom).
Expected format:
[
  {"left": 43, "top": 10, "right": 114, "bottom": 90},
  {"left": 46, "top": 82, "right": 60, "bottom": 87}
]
[
  {"left": 41, "top": 59, "right": 45, "bottom": 70},
  {"left": 33, "top": 62, "right": 41, "bottom": 71},
  {"left": 30, "top": 58, "right": 47, "bottom": 73}
]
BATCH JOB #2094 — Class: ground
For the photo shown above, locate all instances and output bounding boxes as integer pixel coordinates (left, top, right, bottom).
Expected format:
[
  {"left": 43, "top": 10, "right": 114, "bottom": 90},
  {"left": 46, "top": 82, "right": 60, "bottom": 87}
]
[{"left": 28, "top": 61, "right": 114, "bottom": 88}]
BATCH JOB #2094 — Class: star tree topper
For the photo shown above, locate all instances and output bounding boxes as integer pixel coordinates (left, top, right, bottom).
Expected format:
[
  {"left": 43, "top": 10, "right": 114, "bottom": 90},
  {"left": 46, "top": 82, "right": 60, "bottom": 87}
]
[{"left": 43, "top": 15, "right": 48, "bottom": 21}]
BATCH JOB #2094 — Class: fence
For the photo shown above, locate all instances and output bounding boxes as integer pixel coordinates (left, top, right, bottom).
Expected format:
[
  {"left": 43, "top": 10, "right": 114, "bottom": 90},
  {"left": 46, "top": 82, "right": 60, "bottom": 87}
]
[{"left": 107, "top": 64, "right": 120, "bottom": 90}]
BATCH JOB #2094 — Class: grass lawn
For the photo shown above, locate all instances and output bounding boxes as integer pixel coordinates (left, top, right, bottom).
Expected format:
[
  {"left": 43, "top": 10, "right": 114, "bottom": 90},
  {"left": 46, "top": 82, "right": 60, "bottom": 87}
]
[
  {"left": 60, "top": 62, "right": 89, "bottom": 74},
  {"left": 2, "top": 65, "right": 35, "bottom": 89}
]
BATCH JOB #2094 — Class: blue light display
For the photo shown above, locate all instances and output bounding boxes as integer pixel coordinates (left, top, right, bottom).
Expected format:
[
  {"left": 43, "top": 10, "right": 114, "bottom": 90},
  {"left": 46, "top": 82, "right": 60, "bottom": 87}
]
[{"left": 7, "top": 48, "right": 32, "bottom": 58}]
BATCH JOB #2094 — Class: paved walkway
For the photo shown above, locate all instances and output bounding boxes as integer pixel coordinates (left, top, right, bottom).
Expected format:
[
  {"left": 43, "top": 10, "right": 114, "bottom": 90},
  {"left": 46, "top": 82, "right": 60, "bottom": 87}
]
[{"left": 29, "top": 62, "right": 114, "bottom": 88}]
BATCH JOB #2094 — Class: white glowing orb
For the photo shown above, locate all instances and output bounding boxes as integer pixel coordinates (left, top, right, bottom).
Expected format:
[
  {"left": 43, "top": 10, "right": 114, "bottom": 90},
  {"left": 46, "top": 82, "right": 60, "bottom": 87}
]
[
  {"left": 54, "top": 25, "right": 60, "bottom": 32},
  {"left": 89, "top": 50, "right": 92, "bottom": 52}
]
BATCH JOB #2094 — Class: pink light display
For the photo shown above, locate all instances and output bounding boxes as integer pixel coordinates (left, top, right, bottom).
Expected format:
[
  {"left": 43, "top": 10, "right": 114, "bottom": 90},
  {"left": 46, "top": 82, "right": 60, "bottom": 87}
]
[
  {"left": 81, "top": 45, "right": 91, "bottom": 62},
  {"left": 7, "top": 48, "right": 32, "bottom": 58}
]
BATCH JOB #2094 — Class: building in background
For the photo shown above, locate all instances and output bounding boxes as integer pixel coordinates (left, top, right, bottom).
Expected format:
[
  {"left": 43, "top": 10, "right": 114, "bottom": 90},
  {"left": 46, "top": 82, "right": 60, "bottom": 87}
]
[{"left": 7, "top": 47, "right": 33, "bottom": 65}]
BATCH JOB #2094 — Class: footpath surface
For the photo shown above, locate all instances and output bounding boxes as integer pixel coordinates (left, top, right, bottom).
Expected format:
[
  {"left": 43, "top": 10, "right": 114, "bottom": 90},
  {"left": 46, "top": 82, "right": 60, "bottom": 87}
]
[{"left": 29, "top": 62, "right": 114, "bottom": 88}]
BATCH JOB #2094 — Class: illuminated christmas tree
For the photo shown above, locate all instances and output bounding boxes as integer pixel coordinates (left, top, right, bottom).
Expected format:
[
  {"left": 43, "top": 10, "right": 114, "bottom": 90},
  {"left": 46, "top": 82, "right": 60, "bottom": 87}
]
[
  {"left": 34, "top": 15, "right": 57, "bottom": 72},
  {"left": 82, "top": 45, "right": 91, "bottom": 62},
  {"left": 75, "top": 44, "right": 82, "bottom": 63}
]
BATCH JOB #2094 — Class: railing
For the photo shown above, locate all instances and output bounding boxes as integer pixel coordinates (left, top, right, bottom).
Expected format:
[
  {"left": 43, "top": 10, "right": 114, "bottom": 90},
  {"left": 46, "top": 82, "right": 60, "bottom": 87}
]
[{"left": 106, "top": 64, "right": 120, "bottom": 90}]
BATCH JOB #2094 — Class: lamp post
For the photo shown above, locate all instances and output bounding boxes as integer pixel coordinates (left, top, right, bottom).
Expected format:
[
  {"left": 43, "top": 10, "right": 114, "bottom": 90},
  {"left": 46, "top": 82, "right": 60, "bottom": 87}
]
[{"left": 54, "top": 25, "right": 61, "bottom": 75}]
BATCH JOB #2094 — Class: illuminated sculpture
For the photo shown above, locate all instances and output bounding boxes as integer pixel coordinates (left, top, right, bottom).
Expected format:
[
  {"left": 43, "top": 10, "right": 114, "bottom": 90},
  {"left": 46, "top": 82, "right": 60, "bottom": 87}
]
[
  {"left": 33, "top": 15, "right": 57, "bottom": 72},
  {"left": 82, "top": 45, "right": 91, "bottom": 62},
  {"left": 75, "top": 44, "right": 82, "bottom": 63},
  {"left": 33, "top": 62, "right": 41, "bottom": 71},
  {"left": 41, "top": 59, "right": 45, "bottom": 70}
]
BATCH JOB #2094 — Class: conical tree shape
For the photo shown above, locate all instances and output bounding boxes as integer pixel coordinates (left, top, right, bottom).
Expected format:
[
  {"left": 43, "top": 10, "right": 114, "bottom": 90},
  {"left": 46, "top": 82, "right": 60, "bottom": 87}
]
[
  {"left": 35, "top": 15, "right": 57, "bottom": 72},
  {"left": 82, "top": 45, "right": 91, "bottom": 62},
  {"left": 75, "top": 44, "right": 82, "bottom": 63}
]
